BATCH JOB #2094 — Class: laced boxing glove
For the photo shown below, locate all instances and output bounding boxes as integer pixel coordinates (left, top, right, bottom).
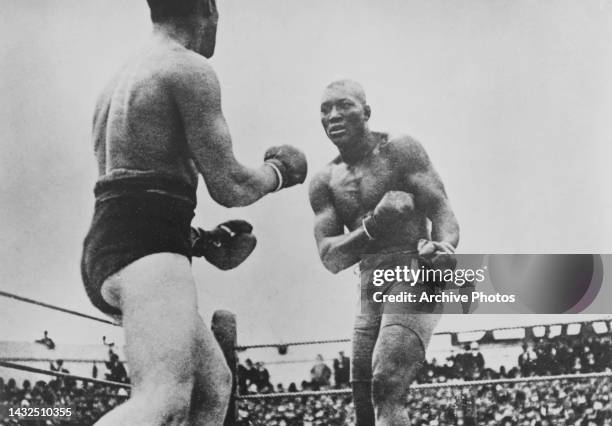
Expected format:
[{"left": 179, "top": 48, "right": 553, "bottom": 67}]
[
  {"left": 264, "top": 145, "right": 308, "bottom": 191},
  {"left": 191, "top": 220, "right": 257, "bottom": 270}
]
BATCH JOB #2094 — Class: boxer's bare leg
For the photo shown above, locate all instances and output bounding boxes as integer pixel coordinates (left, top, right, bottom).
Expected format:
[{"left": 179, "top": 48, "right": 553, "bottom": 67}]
[
  {"left": 352, "top": 315, "right": 379, "bottom": 426},
  {"left": 93, "top": 253, "right": 230, "bottom": 426},
  {"left": 189, "top": 316, "right": 232, "bottom": 425},
  {"left": 371, "top": 325, "right": 425, "bottom": 426}
]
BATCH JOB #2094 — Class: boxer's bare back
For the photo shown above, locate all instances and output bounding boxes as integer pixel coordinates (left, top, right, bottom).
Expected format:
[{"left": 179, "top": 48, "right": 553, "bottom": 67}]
[{"left": 93, "top": 41, "right": 201, "bottom": 184}]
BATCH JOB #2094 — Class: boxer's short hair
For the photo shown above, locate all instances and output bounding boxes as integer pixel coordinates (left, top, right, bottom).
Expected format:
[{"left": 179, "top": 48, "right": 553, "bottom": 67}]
[
  {"left": 146, "top": 0, "right": 206, "bottom": 22},
  {"left": 325, "top": 79, "right": 367, "bottom": 106}
]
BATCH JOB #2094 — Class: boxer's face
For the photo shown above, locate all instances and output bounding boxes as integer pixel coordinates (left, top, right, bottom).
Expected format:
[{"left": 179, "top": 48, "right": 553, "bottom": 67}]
[{"left": 320, "top": 86, "right": 370, "bottom": 149}]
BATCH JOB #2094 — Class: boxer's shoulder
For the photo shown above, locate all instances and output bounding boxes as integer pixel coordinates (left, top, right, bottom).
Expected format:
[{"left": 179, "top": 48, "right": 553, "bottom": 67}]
[
  {"left": 380, "top": 133, "right": 430, "bottom": 169},
  {"left": 314, "top": 156, "right": 342, "bottom": 181},
  {"left": 308, "top": 161, "right": 334, "bottom": 211},
  {"left": 164, "top": 47, "right": 214, "bottom": 77},
  {"left": 381, "top": 133, "right": 421, "bottom": 153},
  {"left": 310, "top": 164, "right": 331, "bottom": 193},
  {"left": 120, "top": 43, "right": 218, "bottom": 93},
  {"left": 156, "top": 49, "right": 220, "bottom": 100}
]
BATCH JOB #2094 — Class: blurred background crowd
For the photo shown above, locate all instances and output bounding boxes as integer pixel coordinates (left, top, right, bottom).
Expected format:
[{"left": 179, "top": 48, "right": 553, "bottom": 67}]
[{"left": 1, "top": 320, "right": 611, "bottom": 425}]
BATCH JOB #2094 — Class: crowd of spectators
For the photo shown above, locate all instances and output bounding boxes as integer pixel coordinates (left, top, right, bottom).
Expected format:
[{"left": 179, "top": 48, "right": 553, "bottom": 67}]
[
  {"left": 238, "top": 351, "right": 351, "bottom": 396},
  {"left": 0, "top": 350, "right": 130, "bottom": 425},
  {"left": 518, "top": 334, "right": 612, "bottom": 377},
  {"left": 418, "top": 342, "right": 487, "bottom": 384},
  {"left": 0, "top": 376, "right": 129, "bottom": 425},
  {"left": 238, "top": 359, "right": 273, "bottom": 394},
  {"left": 2, "top": 327, "right": 611, "bottom": 424},
  {"left": 235, "top": 378, "right": 612, "bottom": 425},
  {"left": 2, "top": 375, "right": 609, "bottom": 425},
  {"left": 235, "top": 331, "right": 612, "bottom": 424},
  {"left": 237, "top": 394, "right": 355, "bottom": 425}
]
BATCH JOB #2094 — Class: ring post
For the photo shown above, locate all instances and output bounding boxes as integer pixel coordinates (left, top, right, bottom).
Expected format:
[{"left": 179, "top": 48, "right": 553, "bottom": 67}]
[{"left": 211, "top": 310, "right": 237, "bottom": 425}]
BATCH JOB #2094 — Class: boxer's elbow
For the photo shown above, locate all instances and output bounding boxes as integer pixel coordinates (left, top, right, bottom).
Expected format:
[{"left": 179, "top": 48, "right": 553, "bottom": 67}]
[
  {"left": 207, "top": 188, "right": 242, "bottom": 208},
  {"left": 446, "top": 221, "right": 460, "bottom": 248},
  {"left": 203, "top": 163, "right": 264, "bottom": 207},
  {"left": 453, "top": 225, "right": 460, "bottom": 248},
  {"left": 319, "top": 247, "right": 344, "bottom": 274},
  {"left": 209, "top": 187, "right": 240, "bottom": 208},
  {"left": 322, "top": 258, "right": 343, "bottom": 274},
  {"left": 211, "top": 188, "right": 255, "bottom": 208},
  {"left": 431, "top": 207, "right": 460, "bottom": 248},
  {"left": 209, "top": 178, "right": 261, "bottom": 208}
]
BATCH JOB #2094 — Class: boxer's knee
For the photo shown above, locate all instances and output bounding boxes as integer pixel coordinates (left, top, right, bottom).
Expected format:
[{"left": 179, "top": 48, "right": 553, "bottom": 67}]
[
  {"left": 371, "top": 370, "right": 407, "bottom": 407},
  {"left": 207, "top": 359, "right": 232, "bottom": 407},
  {"left": 141, "top": 379, "right": 194, "bottom": 426},
  {"left": 163, "top": 387, "right": 193, "bottom": 425},
  {"left": 371, "top": 325, "right": 424, "bottom": 407},
  {"left": 191, "top": 351, "right": 232, "bottom": 414}
]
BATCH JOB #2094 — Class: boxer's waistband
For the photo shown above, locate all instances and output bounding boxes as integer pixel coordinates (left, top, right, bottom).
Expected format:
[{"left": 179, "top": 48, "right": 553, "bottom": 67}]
[
  {"left": 359, "top": 248, "right": 419, "bottom": 272},
  {"left": 94, "top": 172, "right": 196, "bottom": 206}
]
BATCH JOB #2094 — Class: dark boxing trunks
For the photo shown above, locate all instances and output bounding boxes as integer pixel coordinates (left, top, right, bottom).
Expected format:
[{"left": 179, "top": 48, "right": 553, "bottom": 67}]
[{"left": 81, "top": 173, "right": 196, "bottom": 316}]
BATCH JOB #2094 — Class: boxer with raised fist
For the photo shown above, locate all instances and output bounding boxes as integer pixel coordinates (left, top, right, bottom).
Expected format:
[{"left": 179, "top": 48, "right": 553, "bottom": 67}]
[
  {"left": 309, "top": 79, "right": 459, "bottom": 425},
  {"left": 81, "top": 1, "right": 306, "bottom": 424},
  {"left": 362, "top": 191, "right": 416, "bottom": 240}
]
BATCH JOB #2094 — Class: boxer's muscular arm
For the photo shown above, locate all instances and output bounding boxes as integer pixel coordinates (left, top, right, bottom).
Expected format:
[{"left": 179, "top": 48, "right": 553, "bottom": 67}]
[
  {"left": 173, "top": 58, "right": 277, "bottom": 207},
  {"left": 399, "top": 137, "right": 460, "bottom": 247},
  {"left": 309, "top": 170, "right": 370, "bottom": 274}
]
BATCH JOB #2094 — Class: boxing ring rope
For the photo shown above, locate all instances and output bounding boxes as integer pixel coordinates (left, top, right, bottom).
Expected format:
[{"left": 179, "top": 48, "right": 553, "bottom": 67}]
[
  {"left": 3, "top": 288, "right": 610, "bottom": 352},
  {"left": 236, "top": 337, "right": 350, "bottom": 351},
  {"left": 236, "top": 317, "right": 612, "bottom": 351},
  {"left": 0, "top": 358, "right": 111, "bottom": 364},
  {"left": 2, "top": 359, "right": 609, "bottom": 401},
  {"left": 2, "top": 288, "right": 612, "bottom": 423},
  {"left": 236, "top": 371, "right": 612, "bottom": 400},
  {"left": 0, "top": 360, "right": 131, "bottom": 389},
  {"left": 0, "top": 290, "right": 119, "bottom": 326}
]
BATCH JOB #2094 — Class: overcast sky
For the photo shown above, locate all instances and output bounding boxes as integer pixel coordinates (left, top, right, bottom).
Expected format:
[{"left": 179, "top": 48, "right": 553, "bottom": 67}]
[{"left": 1, "top": 0, "right": 611, "bottom": 356}]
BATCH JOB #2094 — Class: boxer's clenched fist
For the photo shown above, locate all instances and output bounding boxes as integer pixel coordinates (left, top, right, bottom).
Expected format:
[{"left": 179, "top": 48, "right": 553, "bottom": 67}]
[
  {"left": 264, "top": 145, "right": 308, "bottom": 190},
  {"left": 362, "top": 191, "right": 415, "bottom": 240},
  {"left": 191, "top": 220, "right": 257, "bottom": 270},
  {"left": 418, "top": 238, "right": 456, "bottom": 271}
]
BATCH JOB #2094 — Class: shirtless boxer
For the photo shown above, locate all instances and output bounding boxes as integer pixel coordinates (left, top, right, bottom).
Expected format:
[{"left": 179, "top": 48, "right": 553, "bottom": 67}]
[
  {"left": 309, "top": 80, "right": 459, "bottom": 425},
  {"left": 80, "top": 1, "right": 307, "bottom": 425}
]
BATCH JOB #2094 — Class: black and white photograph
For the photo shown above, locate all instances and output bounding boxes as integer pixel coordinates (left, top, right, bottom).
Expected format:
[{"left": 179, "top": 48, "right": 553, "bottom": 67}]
[{"left": 1, "top": 1, "right": 611, "bottom": 425}]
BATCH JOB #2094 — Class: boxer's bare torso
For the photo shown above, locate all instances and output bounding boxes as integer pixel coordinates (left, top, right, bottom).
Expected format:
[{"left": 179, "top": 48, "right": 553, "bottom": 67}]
[
  {"left": 93, "top": 38, "right": 206, "bottom": 186},
  {"left": 321, "top": 133, "right": 431, "bottom": 253}
]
